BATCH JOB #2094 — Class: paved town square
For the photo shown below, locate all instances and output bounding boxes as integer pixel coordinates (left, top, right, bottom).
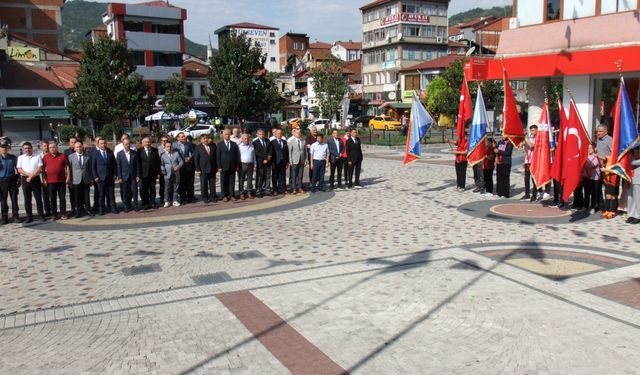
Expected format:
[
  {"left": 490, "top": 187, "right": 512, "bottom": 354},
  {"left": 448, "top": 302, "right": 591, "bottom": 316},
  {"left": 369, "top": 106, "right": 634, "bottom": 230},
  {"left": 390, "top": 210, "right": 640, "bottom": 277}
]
[{"left": 1, "top": 146, "right": 638, "bottom": 374}]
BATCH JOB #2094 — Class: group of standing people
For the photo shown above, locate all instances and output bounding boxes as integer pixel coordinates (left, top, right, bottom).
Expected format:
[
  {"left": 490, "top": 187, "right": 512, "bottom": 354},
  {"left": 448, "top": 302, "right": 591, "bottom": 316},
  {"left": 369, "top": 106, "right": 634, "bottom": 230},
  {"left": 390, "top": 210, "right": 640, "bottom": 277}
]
[
  {"left": 0, "top": 126, "right": 365, "bottom": 224},
  {"left": 449, "top": 123, "right": 640, "bottom": 225}
]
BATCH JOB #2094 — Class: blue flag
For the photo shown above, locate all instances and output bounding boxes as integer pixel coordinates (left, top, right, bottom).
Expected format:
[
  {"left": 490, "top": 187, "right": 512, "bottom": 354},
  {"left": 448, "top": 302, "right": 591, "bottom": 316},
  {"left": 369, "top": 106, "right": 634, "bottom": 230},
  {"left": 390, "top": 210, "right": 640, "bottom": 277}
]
[
  {"left": 404, "top": 94, "right": 433, "bottom": 165},
  {"left": 467, "top": 87, "right": 489, "bottom": 166}
]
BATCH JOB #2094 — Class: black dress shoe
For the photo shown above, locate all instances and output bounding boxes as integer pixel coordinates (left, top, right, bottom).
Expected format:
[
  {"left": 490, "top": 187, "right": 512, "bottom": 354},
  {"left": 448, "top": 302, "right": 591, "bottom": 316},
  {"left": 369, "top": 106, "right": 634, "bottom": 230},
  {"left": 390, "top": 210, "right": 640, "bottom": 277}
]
[
  {"left": 632, "top": 218, "right": 640, "bottom": 224},
  {"left": 124, "top": 207, "right": 131, "bottom": 213},
  {"left": 85, "top": 210, "right": 94, "bottom": 217},
  {"left": 25, "top": 216, "right": 34, "bottom": 223},
  {"left": 626, "top": 217, "right": 634, "bottom": 223},
  {"left": 111, "top": 209, "right": 119, "bottom": 215}
]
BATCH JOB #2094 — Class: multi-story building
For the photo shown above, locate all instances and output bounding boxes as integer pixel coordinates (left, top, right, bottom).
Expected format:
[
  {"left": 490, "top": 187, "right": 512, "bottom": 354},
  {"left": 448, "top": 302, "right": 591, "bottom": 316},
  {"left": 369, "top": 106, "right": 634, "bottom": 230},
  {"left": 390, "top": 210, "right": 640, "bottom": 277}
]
[
  {"left": 215, "top": 22, "right": 279, "bottom": 72},
  {"left": 0, "top": 0, "right": 65, "bottom": 51},
  {"left": 279, "top": 32, "right": 309, "bottom": 73},
  {"left": 360, "top": 0, "right": 450, "bottom": 114},
  {"left": 331, "top": 40, "right": 362, "bottom": 61},
  {"left": 448, "top": 16, "right": 507, "bottom": 54},
  {"left": 102, "top": 1, "right": 187, "bottom": 97},
  {"left": 466, "top": 0, "right": 640, "bottom": 136}
]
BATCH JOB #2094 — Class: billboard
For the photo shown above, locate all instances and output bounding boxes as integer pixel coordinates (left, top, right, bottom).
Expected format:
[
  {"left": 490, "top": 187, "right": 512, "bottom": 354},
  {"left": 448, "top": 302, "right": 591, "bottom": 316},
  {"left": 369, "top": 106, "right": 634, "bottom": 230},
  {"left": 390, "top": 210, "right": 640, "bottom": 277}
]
[{"left": 233, "top": 28, "right": 271, "bottom": 49}]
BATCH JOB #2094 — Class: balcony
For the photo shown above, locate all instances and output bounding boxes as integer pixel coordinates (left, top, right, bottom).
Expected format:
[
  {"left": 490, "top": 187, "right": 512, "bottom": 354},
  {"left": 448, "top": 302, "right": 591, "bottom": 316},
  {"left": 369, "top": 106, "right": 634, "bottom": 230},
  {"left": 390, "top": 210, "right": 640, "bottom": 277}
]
[{"left": 125, "top": 31, "right": 181, "bottom": 53}]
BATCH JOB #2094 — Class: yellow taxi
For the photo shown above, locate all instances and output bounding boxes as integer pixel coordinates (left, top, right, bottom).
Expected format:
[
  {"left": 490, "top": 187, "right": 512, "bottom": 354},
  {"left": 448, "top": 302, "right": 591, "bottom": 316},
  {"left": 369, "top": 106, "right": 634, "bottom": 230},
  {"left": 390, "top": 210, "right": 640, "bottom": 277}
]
[
  {"left": 368, "top": 116, "right": 402, "bottom": 131},
  {"left": 288, "top": 118, "right": 302, "bottom": 129}
]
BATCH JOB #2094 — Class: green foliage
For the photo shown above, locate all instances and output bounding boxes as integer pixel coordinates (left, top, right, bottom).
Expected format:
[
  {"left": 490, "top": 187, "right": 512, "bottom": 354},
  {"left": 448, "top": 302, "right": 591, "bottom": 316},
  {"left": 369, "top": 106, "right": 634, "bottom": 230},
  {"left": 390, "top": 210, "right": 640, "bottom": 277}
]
[
  {"left": 208, "top": 32, "right": 272, "bottom": 122},
  {"left": 260, "top": 73, "right": 284, "bottom": 115},
  {"left": 57, "top": 124, "right": 88, "bottom": 142},
  {"left": 310, "top": 55, "right": 348, "bottom": 120},
  {"left": 449, "top": 6, "right": 513, "bottom": 26},
  {"left": 547, "top": 80, "right": 564, "bottom": 112},
  {"left": 440, "top": 59, "right": 503, "bottom": 110},
  {"left": 62, "top": 0, "right": 209, "bottom": 56},
  {"left": 424, "top": 76, "right": 458, "bottom": 118},
  {"left": 299, "top": 119, "right": 312, "bottom": 133},
  {"left": 97, "top": 123, "right": 123, "bottom": 141},
  {"left": 163, "top": 74, "right": 191, "bottom": 116},
  {"left": 67, "top": 37, "right": 148, "bottom": 142}
]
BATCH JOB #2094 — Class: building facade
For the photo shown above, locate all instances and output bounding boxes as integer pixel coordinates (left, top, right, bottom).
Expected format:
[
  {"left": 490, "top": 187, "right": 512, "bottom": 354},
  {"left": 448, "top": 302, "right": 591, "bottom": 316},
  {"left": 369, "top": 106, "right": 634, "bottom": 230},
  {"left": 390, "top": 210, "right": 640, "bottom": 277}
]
[
  {"left": 102, "top": 1, "right": 187, "bottom": 97},
  {"left": 331, "top": 41, "right": 362, "bottom": 61},
  {"left": 0, "top": 0, "right": 65, "bottom": 51},
  {"left": 466, "top": 0, "right": 640, "bottom": 136},
  {"left": 360, "top": 0, "right": 450, "bottom": 114},
  {"left": 215, "top": 22, "right": 279, "bottom": 72},
  {"left": 279, "top": 32, "right": 309, "bottom": 73}
]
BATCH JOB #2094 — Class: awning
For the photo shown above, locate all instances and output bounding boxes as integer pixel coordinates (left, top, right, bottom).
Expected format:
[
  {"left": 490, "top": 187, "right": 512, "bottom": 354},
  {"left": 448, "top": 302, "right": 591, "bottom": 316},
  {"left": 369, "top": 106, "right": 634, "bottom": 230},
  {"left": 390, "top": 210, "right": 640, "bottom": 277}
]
[
  {"left": 378, "top": 102, "right": 412, "bottom": 110},
  {"left": 1, "top": 109, "right": 71, "bottom": 119}
]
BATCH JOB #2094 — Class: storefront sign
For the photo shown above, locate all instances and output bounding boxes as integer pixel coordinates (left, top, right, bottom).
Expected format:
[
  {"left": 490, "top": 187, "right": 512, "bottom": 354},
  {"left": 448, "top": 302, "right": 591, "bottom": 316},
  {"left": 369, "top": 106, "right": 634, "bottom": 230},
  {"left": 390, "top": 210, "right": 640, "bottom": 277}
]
[
  {"left": 381, "top": 61, "right": 397, "bottom": 70},
  {"left": 7, "top": 46, "right": 40, "bottom": 61},
  {"left": 402, "top": 90, "right": 414, "bottom": 103},
  {"left": 381, "top": 13, "right": 431, "bottom": 26},
  {"left": 234, "top": 28, "right": 272, "bottom": 49}
]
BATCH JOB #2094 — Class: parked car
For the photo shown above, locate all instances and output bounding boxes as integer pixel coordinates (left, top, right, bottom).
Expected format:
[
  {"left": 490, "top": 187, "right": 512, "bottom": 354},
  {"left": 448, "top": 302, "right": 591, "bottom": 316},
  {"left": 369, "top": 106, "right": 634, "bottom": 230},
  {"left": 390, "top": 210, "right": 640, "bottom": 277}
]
[
  {"left": 369, "top": 116, "right": 402, "bottom": 131},
  {"left": 285, "top": 117, "right": 302, "bottom": 129},
  {"left": 241, "top": 121, "right": 271, "bottom": 135},
  {"left": 168, "top": 124, "right": 217, "bottom": 139},
  {"left": 353, "top": 115, "right": 374, "bottom": 128}
]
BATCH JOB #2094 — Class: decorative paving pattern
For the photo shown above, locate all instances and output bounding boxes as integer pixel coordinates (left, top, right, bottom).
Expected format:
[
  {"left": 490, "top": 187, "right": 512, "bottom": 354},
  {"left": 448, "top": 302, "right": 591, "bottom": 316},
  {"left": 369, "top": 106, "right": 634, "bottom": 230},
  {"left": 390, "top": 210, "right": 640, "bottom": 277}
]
[
  {"left": 458, "top": 199, "right": 599, "bottom": 224},
  {"left": 586, "top": 278, "right": 640, "bottom": 310}
]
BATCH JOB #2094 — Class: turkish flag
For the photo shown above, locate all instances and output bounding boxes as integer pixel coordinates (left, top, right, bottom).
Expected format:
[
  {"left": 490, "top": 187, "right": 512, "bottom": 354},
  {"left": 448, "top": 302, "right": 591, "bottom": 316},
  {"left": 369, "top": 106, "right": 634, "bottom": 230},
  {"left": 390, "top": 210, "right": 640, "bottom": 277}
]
[
  {"left": 550, "top": 99, "right": 568, "bottom": 182},
  {"left": 456, "top": 77, "right": 472, "bottom": 142},
  {"left": 560, "top": 98, "right": 591, "bottom": 201},
  {"left": 530, "top": 103, "right": 552, "bottom": 188}
]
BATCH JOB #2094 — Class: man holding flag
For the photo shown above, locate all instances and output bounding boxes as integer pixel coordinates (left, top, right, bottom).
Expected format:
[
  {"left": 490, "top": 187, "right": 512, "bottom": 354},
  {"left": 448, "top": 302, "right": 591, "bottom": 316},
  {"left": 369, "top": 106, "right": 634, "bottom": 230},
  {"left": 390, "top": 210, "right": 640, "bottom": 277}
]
[
  {"left": 529, "top": 98, "right": 554, "bottom": 195},
  {"left": 467, "top": 87, "right": 489, "bottom": 171},
  {"left": 403, "top": 93, "right": 433, "bottom": 165},
  {"left": 444, "top": 77, "right": 472, "bottom": 191}
]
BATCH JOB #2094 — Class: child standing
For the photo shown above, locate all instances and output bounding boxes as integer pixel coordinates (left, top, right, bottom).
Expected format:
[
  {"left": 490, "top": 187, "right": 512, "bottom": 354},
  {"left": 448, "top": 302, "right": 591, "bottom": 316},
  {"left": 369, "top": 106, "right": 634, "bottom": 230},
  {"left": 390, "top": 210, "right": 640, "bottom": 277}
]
[{"left": 581, "top": 143, "right": 601, "bottom": 214}]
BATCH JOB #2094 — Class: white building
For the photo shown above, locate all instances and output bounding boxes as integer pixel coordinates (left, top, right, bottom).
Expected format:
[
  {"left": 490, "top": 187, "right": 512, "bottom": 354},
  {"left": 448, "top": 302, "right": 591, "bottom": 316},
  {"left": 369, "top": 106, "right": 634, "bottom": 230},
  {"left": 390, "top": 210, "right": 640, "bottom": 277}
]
[
  {"left": 331, "top": 41, "right": 362, "bottom": 61},
  {"left": 102, "top": 1, "right": 187, "bottom": 97},
  {"left": 215, "top": 22, "right": 280, "bottom": 72}
]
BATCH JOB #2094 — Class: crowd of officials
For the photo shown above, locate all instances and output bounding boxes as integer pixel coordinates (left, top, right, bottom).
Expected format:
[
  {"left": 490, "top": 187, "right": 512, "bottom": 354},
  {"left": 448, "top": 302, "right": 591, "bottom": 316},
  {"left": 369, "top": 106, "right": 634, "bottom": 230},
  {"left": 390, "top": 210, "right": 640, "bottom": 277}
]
[
  {"left": 0, "top": 126, "right": 365, "bottom": 224},
  {"left": 450, "top": 124, "right": 640, "bottom": 225}
]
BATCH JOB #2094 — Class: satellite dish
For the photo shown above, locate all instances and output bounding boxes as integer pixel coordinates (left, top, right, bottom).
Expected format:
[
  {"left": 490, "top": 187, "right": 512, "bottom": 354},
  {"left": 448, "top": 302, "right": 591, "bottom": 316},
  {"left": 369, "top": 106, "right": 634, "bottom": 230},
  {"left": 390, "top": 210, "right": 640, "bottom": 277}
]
[
  {"left": 465, "top": 46, "right": 476, "bottom": 57},
  {"left": 397, "top": 33, "right": 403, "bottom": 40}
]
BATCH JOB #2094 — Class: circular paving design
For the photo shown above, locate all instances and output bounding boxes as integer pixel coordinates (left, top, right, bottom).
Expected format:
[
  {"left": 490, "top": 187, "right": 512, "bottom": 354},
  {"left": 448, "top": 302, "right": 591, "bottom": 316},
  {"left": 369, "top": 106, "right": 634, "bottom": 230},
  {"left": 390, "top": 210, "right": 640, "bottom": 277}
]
[
  {"left": 29, "top": 191, "right": 334, "bottom": 232},
  {"left": 490, "top": 203, "right": 572, "bottom": 218},
  {"left": 458, "top": 199, "right": 600, "bottom": 224}
]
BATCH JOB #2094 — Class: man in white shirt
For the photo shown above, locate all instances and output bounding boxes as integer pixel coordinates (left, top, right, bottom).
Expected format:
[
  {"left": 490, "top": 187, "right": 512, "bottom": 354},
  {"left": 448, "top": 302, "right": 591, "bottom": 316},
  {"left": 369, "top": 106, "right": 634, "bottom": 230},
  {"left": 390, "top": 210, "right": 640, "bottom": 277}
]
[
  {"left": 238, "top": 134, "right": 257, "bottom": 199},
  {"left": 309, "top": 134, "right": 329, "bottom": 192},
  {"left": 17, "top": 142, "right": 44, "bottom": 222}
]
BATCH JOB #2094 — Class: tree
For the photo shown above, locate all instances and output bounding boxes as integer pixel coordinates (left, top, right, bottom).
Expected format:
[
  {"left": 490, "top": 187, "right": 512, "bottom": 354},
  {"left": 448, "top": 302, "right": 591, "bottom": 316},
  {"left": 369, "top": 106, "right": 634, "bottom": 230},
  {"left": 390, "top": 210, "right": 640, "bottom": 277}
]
[
  {"left": 163, "top": 74, "right": 191, "bottom": 116},
  {"left": 207, "top": 32, "right": 270, "bottom": 122},
  {"left": 310, "top": 55, "right": 348, "bottom": 120},
  {"left": 424, "top": 76, "right": 458, "bottom": 119},
  {"left": 67, "top": 37, "right": 148, "bottom": 142},
  {"left": 258, "top": 73, "right": 284, "bottom": 117}
]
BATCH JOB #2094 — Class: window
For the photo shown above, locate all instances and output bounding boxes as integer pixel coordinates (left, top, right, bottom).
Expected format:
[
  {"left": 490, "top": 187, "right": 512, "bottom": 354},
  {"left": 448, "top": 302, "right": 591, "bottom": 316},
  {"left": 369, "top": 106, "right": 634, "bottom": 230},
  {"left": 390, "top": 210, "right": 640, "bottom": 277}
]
[
  {"left": 517, "top": 0, "right": 544, "bottom": 25},
  {"left": 129, "top": 51, "right": 145, "bottom": 66},
  {"left": 601, "top": 0, "right": 637, "bottom": 13},
  {"left": 270, "top": 57, "right": 276, "bottom": 62},
  {"left": 270, "top": 39, "right": 276, "bottom": 45},
  {"left": 185, "top": 84, "right": 193, "bottom": 97},
  {"left": 403, "top": 26, "right": 421, "bottom": 37},
  {"left": 546, "top": 0, "right": 561, "bottom": 20},
  {"left": 405, "top": 75, "right": 420, "bottom": 91},
  {"left": 200, "top": 84, "right": 208, "bottom": 96},
  {"left": 153, "top": 52, "right": 182, "bottom": 67},
  {"left": 42, "top": 97, "right": 65, "bottom": 107},
  {"left": 563, "top": 0, "right": 596, "bottom": 19},
  {"left": 153, "top": 24, "right": 180, "bottom": 34},
  {"left": 437, "top": 4, "right": 447, "bottom": 16},
  {"left": 124, "top": 21, "right": 144, "bottom": 32},
  {"left": 6, "top": 97, "right": 38, "bottom": 107},
  {"left": 270, "top": 32, "right": 276, "bottom": 37},
  {"left": 156, "top": 81, "right": 166, "bottom": 96},
  {"left": 402, "top": 2, "right": 421, "bottom": 13}
]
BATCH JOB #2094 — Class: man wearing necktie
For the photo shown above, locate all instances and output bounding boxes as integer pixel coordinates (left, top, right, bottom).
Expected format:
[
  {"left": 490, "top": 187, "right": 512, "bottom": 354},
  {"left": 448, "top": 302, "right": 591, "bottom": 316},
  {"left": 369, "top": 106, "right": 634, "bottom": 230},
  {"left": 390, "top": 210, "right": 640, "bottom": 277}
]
[
  {"left": 216, "top": 129, "right": 240, "bottom": 201},
  {"left": 138, "top": 137, "right": 161, "bottom": 209},
  {"left": 252, "top": 129, "right": 272, "bottom": 197},
  {"left": 287, "top": 128, "right": 306, "bottom": 194},
  {"left": 68, "top": 141, "right": 93, "bottom": 218},
  {"left": 194, "top": 134, "right": 218, "bottom": 203},
  {"left": 269, "top": 128, "right": 289, "bottom": 195},
  {"left": 90, "top": 138, "right": 117, "bottom": 215}
]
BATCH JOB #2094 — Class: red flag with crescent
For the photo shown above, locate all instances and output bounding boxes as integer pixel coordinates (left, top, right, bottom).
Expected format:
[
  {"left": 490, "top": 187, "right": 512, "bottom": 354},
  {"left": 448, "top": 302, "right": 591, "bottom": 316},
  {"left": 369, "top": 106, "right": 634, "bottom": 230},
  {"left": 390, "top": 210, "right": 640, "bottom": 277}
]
[{"left": 560, "top": 98, "right": 591, "bottom": 201}]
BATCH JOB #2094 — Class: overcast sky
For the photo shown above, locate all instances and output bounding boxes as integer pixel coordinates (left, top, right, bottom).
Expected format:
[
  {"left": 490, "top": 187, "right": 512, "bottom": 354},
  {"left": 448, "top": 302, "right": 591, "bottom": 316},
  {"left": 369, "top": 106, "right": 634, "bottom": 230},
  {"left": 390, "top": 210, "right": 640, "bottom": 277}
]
[{"left": 92, "top": 0, "right": 512, "bottom": 46}]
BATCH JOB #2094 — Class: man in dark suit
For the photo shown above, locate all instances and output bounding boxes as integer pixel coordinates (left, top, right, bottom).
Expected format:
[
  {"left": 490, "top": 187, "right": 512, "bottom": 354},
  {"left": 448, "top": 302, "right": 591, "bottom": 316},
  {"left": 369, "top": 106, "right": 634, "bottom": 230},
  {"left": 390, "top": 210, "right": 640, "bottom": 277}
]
[
  {"left": 194, "top": 134, "right": 217, "bottom": 203},
  {"left": 270, "top": 128, "right": 289, "bottom": 196},
  {"left": 138, "top": 136, "right": 160, "bottom": 209},
  {"left": 68, "top": 141, "right": 94, "bottom": 218},
  {"left": 173, "top": 132, "right": 195, "bottom": 204},
  {"left": 252, "top": 129, "right": 272, "bottom": 197},
  {"left": 116, "top": 138, "right": 141, "bottom": 212},
  {"left": 327, "top": 129, "right": 345, "bottom": 189},
  {"left": 91, "top": 138, "right": 117, "bottom": 215},
  {"left": 346, "top": 128, "right": 363, "bottom": 189},
  {"left": 216, "top": 128, "right": 240, "bottom": 201}
]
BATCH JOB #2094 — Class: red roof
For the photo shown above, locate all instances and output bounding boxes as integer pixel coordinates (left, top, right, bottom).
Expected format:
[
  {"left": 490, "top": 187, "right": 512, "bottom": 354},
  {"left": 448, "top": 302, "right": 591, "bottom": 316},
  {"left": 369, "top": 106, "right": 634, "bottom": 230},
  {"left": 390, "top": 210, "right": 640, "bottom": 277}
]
[
  {"left": 335, "top": 41, "right": 362, "bottom": 50},
  {"left": 309, "top": 41, "right": 332, "bottom": 49},
  {"left": 0, "top": 63, "right": 79, "bottom": 90},
  {"left": 448, "top": 27, "right": 462, "bottom": 36},
  {"left": 307, "top": 48, "right": 332, "bottom": 60},
  {"left": 344, "top": 59, "right": 362, "bottom": 76},
  {"left": 184, "top": 60, "right": 209, "bottom": 78},
  {"left": 228, "top": 22, "right": 278, "bottom": 30},
  {"left": 399, "top": 55, "right": 463, "bottom": 73}
]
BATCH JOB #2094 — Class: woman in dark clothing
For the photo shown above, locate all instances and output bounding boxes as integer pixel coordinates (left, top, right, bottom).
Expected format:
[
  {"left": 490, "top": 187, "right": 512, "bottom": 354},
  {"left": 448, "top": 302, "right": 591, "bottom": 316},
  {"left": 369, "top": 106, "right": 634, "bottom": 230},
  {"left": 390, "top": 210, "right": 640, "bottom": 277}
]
[{"left": 494, "top": 135, "right": 514, "bottom": 198}]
